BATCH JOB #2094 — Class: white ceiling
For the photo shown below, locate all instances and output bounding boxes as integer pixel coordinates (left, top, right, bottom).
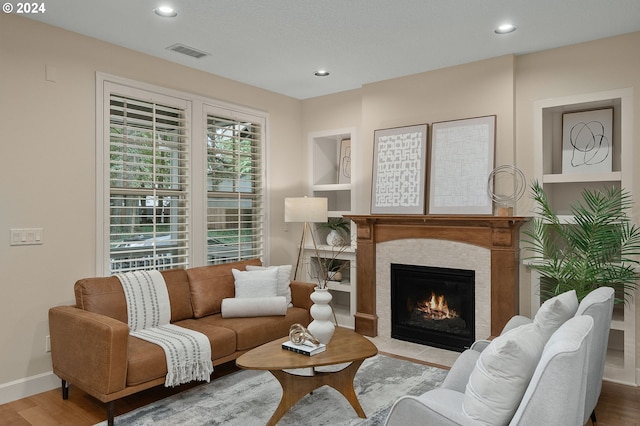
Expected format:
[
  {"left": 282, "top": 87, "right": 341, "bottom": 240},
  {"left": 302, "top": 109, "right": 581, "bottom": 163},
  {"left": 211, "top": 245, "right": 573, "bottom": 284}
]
[{"left": 26, "top": 0, "right": 640, "bottom": 99}]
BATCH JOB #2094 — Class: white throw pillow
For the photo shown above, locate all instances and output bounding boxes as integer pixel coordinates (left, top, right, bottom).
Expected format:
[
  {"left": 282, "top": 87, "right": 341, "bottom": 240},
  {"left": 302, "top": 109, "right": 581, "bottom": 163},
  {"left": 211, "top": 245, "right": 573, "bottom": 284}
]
[
  {"left": 534, "top": 289, "right": 579, "bottom": 340},
  {"left": 232, "top": 268, "right": 278, "bottom": 298},
  {"left": 221, "top": 296, "right": 287, "bottom": 318},
  {"left": 246, "top": 264, "right": 293, "bottom": 306},
  {"left": 463, "top": 323, "right": 545, "bottom": 425}
]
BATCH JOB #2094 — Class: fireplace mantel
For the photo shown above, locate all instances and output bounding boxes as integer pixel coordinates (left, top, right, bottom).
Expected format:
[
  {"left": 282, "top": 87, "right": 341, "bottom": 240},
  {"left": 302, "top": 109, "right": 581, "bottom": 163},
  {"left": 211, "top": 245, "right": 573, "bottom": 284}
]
[{"left": 344, "top": 214, "right": 528, "bottom": 337}]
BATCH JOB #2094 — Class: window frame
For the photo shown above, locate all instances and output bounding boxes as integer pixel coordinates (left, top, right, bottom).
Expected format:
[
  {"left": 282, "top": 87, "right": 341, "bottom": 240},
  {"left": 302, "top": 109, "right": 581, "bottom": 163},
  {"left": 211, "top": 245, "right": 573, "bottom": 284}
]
[{"left": 96, "top": 73, "right": 269, "bottom": 275}]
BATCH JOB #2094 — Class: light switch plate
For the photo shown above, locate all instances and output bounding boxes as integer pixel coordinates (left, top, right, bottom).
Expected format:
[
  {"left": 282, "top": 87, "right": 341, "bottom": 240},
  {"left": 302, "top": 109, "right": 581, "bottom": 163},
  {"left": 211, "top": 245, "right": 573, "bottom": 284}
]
[{"left": 10, "top": 228, "right": 44, "bottom": 246}]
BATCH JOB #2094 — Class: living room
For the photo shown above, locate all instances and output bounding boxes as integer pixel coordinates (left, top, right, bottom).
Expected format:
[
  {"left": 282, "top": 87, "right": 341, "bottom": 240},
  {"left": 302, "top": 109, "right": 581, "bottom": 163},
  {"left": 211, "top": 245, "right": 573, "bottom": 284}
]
[{"left": 1, "top": 1, "right": 640, "bottom": 423}]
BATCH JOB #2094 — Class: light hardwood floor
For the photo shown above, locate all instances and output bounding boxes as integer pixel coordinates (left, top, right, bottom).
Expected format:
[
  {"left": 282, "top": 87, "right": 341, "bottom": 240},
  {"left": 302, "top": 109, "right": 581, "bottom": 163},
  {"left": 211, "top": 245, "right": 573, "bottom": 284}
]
[{"left": 0, "top": 357, "right": 638, "bottom": 426}]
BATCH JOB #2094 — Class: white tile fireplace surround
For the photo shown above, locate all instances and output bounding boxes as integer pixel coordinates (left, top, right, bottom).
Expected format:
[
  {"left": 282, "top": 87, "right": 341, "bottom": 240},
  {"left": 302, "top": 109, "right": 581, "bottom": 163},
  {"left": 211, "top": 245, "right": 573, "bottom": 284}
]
[{"left": 372, "top": 239, "right": 491, "bottom": 367}]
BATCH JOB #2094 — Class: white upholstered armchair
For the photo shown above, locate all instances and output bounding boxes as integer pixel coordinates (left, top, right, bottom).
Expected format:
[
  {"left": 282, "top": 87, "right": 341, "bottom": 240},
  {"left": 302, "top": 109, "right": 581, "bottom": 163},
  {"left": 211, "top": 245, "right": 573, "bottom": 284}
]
[{"left": 385, "top": 287, "right": 614, "bottom": 426}]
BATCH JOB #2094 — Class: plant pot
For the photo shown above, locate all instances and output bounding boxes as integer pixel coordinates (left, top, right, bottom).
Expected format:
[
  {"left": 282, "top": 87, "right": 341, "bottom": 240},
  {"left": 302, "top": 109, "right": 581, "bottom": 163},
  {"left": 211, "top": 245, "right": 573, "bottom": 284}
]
[
  {"left": 307, "top": 287, "right": 335, "bottom": 344},
  {"left": 326, "top": 229, "right": 344, "bottom": 246}
]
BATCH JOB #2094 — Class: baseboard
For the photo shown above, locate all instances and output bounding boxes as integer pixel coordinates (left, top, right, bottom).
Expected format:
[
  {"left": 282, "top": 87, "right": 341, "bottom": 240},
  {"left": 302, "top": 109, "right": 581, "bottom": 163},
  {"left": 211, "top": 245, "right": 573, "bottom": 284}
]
[{"left": 0, "top": 371, "right": 59, "bottom": 405}]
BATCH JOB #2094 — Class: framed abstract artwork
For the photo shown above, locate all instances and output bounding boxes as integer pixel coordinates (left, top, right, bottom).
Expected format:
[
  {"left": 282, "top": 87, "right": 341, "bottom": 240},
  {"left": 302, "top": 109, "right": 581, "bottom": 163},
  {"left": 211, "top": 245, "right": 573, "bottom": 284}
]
[
  {"left": 429, "top": 115, "right": 495, "bottom": 215},
  {"left": 562, "top": 108, "right": 613, "bottom": 174},
  {"left": 371, "top": 124, "right": 428, "bottom": 214},
  {"left": 338, "top": 138, "right": 351, "bottom": 184}
]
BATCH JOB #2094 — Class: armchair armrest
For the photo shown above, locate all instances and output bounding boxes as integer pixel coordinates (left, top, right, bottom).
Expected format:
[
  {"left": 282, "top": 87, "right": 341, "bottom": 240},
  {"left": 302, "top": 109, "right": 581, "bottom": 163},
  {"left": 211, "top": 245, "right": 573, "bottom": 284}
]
[
  {"left": 48, "top": 306, "right": 129, "bottom": 398},
  {"left": 290, "top": 281, "right": 315, "bottom": 311},
  {"left": 385, "top": 392, "right": 481, "bottom": 426}
]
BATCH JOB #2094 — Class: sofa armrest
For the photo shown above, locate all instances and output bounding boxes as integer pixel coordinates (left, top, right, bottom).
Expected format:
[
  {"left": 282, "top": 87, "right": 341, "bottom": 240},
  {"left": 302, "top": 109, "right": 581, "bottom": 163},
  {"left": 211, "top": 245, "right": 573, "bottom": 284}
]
[
  {"left": 290, "top": 281, "right": 315, "bottom": 311},
  {"left": 48, "top": 305, "right": 129, "bottom": 398}
]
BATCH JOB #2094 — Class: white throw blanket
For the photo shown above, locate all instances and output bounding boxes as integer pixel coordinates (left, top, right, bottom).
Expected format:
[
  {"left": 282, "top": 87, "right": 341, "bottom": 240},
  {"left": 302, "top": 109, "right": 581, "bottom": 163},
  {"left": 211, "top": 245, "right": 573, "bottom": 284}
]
[{"left": 117, "top": 270, "right": 213, "bottom": 387}]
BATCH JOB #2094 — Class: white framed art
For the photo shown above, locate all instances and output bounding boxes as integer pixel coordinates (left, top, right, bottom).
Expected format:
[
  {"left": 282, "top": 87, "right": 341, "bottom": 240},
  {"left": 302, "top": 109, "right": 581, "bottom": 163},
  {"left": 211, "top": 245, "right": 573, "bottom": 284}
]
[
  {"left": 338, "top": 138, "right": 351, "bottom": 184},
  {"left": 562, "top": 108, "right": 613, "bottom": 174},
  {"left": 429, "top": 115, "right": 495, "bottom": 215},
  {"left": 371, "top": 124, "right": 428, "bottom": 214}
]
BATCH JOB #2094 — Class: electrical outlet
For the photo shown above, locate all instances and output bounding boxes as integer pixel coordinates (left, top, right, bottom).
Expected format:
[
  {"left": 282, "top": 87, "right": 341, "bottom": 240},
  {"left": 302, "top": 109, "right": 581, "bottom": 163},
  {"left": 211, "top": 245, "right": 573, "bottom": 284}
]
[{"left": 45, "top": 335, "right": 51, "bottom": 353}]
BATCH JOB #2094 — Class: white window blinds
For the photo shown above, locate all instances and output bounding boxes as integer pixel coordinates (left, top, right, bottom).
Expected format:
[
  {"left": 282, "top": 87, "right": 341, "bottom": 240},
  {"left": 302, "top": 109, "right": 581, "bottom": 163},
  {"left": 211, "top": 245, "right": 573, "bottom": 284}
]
[
  {"left": 108, "top": 92, "right": 190, "bottom": 273},
  {"left": 206, "top": 112, "right": 264, "bottom": 264}
]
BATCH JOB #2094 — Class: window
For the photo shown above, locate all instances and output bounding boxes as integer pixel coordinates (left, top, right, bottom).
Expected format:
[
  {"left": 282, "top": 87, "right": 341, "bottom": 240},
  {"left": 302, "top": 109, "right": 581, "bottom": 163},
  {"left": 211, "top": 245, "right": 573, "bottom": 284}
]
[
  {"left": 107, "top": 91, "right": 190, "bottom": 273},
  {"left": 206, "top": 111, "right": 264, "bottom": 264},
  {"left": 98, "top": 77, "right": 266, "bottom": 274}
]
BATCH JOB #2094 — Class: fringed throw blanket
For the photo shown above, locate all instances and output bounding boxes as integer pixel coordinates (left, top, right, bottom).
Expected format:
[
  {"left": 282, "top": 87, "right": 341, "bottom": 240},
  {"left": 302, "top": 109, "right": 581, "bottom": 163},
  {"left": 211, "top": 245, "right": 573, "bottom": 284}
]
[{"left": 117, "top": 270, "right": 213, "bottom": 387}]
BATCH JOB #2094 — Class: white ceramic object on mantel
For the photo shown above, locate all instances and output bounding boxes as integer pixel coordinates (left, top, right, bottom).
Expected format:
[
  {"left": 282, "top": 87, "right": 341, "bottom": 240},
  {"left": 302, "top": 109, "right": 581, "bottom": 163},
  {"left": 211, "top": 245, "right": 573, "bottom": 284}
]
[
  {"left": 326, "top": 229, "right": 344, "bottom": 246},
  {"left": 307, "top": 287, "right": 335, "bottom": 344}
]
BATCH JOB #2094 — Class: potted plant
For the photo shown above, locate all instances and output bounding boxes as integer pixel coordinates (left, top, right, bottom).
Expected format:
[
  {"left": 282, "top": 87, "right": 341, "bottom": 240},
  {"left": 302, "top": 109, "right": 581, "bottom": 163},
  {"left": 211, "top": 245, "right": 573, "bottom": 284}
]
[
  {"left": 523, "top": 180, "right": 640, "bottom": 303},
  {"left": 317, "top": 217, "right": 350, "bottom": 246}
]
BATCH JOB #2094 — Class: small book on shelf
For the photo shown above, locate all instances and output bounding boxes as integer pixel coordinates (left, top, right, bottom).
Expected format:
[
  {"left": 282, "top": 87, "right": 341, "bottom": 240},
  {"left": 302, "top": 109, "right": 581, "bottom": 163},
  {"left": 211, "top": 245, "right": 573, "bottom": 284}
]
[{"left": 281, "top": 340, "right": 327, "bottom": 356}]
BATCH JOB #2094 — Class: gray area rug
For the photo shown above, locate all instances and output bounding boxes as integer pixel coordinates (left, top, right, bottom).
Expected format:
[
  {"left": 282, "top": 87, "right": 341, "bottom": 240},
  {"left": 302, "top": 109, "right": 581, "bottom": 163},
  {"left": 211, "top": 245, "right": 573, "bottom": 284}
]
[{"left": 97, "top": 354, "right": 447, "bottom": 426}]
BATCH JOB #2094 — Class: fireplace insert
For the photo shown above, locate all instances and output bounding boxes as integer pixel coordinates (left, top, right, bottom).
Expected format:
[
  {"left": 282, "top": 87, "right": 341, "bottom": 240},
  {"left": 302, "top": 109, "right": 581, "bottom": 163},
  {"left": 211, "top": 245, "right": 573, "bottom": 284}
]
[{"left": 391, "top": 263, "right": 475, "bottom": 352}]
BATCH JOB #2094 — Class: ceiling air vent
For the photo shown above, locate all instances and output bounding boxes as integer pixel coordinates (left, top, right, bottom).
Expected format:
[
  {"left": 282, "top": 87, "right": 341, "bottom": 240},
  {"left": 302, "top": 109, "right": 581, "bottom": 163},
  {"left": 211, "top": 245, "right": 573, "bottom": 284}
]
[{"left": 166, "top": 43, "right": 209, "bottom": 59}]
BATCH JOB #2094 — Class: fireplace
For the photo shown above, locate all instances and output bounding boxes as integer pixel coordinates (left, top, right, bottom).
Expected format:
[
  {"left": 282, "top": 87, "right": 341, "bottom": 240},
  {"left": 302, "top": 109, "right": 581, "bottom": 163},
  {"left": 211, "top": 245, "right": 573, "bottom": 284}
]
[
  {"left": 391, "top": 263, "right": 475, "bottom": 352},
  {"left": 344, "top": 215, "right": 527, "bottom": 337}
]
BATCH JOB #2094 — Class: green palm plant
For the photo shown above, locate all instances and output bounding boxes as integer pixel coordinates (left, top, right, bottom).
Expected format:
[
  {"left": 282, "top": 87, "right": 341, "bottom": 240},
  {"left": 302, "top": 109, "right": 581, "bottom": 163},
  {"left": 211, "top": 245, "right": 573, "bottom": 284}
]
[{"left": 523, "top": 180, "right": 640, "bottom": 304}]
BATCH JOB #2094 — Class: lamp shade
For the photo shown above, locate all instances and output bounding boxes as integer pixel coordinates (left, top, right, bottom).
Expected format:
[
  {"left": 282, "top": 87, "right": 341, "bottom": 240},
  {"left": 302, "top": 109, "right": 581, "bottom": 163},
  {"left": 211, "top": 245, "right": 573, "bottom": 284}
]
[{"left": 284, "top": 197, "right": 328, "bottom": 223}]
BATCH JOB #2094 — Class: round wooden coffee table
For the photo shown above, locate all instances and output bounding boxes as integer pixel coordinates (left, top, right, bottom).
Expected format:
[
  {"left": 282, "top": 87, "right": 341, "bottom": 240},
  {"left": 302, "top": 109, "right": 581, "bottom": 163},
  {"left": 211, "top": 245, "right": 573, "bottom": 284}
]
[{"left": 236, "top": 327, "right": 378, "bottom": 426}]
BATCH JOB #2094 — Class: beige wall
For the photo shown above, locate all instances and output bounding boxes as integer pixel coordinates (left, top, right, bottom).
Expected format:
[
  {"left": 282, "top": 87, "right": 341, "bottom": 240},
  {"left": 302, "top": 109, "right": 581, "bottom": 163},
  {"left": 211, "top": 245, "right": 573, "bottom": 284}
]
[
  {"left": 301, "top": 32, "right": 640, "bottom": 374},
  {"left": 2, "top": 9, "right": 639, "bottom": 398},
  {"left": 515, "top": 31, "right": 640, "bottom": 362},
  {"left": 0, "top": 13, "right": 304, "bottom": 389}
]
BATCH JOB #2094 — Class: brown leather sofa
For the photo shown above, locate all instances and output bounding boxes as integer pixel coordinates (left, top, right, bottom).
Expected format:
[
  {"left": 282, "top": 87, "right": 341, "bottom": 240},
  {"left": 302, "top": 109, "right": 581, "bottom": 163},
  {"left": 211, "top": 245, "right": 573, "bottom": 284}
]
[{"left": 48, "top": 259, "right": 314, "bottom": 425}]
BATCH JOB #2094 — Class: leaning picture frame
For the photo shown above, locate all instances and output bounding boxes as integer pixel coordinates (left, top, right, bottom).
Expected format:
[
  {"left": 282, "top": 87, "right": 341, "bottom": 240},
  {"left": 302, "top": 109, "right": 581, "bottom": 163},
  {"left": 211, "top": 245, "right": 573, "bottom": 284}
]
[
  {"left": 429, "top": 115, "right": 495, "bottom": 215},
  {"left": 337, "top": 138, "right": 351, "bottom": 184},
  {"left": 371, "top": 124, "right": 428, "bottom": 214},
  {"left": 562, "top": 108, "right": 613, "bottom": 174}
]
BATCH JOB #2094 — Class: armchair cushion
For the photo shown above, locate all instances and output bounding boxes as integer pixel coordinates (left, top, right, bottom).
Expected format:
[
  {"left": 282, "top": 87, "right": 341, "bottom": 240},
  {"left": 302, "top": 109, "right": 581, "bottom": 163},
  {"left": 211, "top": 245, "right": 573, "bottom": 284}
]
[
  {"left": 533, "top": 289, "right": 578, "bottom": 340},
  {"left": 463, "top": 323, "right": 545, "bottom": 425}
]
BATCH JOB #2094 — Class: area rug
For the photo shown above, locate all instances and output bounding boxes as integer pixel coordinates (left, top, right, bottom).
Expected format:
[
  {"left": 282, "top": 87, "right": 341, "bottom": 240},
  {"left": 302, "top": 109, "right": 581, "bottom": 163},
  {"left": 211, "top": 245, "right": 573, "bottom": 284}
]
[{"left": 97, "top": 354, "right": 448, "bottom": 426}]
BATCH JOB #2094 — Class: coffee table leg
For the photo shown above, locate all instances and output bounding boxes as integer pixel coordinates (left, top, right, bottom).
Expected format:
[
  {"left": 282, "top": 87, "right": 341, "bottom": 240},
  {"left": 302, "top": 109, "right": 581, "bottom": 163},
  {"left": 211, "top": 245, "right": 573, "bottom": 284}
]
[
  {"left": 266, "top": 360, "right": 367, "bottom": 425},
  {"left": 326, "top": 360, "right": 366, "bottom": 418}
]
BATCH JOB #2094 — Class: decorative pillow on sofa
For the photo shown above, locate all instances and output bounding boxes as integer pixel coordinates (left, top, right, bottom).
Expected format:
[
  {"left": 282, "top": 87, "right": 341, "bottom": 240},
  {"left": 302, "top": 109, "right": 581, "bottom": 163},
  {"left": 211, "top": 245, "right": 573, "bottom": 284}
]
[
  {"left": 463, "top": 322, "right": 546, "bottom": 425},
  {"left": 246, "top": 264, "right": 293, "bottom": 306},
  {"left": 221, "top": 296, "right": 287, "bottom": 318},
  {"left": 533, "top": 289, "right": 578, "bottom": 340},
  {"left": 231, "top": 268, "right": 278, "bottom": 298}
]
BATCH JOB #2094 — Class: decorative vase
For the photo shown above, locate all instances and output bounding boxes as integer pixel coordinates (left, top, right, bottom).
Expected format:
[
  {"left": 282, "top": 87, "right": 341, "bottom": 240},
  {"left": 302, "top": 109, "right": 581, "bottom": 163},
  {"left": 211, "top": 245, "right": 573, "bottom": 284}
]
[
  {"left": 307, "top": 287, "right": 335, "bottom": 344},
  {"left": 326, "top": 229, "right": 344, "bottom": 246}
]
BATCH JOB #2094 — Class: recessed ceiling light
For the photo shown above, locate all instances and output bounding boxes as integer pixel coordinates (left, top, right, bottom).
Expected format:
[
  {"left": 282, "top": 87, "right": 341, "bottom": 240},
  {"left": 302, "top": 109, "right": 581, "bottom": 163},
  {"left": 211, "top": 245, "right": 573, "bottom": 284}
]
[
  {"left": 495, "top": 23, "right": 516, "bottom": 34},
  {"left": 314, "top": 70, "right": 330, "bottom": 77},
  {"left": 154, "top": 6, "right": 177, "bottom": 17}
]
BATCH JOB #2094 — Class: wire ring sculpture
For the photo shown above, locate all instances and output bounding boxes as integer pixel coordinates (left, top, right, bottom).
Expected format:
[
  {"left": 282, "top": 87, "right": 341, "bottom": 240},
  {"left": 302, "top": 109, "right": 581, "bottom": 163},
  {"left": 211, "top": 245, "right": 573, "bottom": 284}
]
[
  {"left": 487, "top": 165, "right": 526, "bottom": 208},
  {"left": 289, "top": 323, "right": 320, "bottom": 346}
]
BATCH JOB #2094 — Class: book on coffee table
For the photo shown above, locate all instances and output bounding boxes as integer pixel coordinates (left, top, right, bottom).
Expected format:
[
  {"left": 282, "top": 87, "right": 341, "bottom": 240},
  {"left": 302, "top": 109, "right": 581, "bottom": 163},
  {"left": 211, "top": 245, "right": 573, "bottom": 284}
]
[{"left": 281, "top": 340, "right": 327, "bottom": 356}]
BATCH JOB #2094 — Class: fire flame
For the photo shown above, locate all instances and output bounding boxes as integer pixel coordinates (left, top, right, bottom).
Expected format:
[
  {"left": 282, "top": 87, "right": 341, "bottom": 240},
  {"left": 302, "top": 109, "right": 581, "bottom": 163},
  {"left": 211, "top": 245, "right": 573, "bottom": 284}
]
[{"left": 416, "top": 291, "right": 458, "bottom": 320}]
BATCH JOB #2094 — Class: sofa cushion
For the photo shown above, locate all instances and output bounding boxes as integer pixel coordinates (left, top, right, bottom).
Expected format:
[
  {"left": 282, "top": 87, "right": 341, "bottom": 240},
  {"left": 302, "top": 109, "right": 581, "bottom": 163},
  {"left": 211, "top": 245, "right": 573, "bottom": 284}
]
[
  {"left": 533, "top": 289, "right": 578, "bottom": 340},
  {"left": 221, "top": 296, "right": 287, "bottom": 318},
  {"left": 199, "top": 307, "right": 310, "bottom": 350},
  {"left": 74, "top": 268, "right": 193, "bottom": 323},
  {"left": 187, "top": 259, "right": 262, "bottom": 318},
  {"left": 246, "top": 264, "right": 293, "bottom": 306},
  {"left": 126, "top": 321, "right": 236, "bottom": 386},
  {"left": 463, "top": 322, "right": 545, "bottom": 425},
  {"left": 232, "top": 268, "right": 278, "bottom": 298}
]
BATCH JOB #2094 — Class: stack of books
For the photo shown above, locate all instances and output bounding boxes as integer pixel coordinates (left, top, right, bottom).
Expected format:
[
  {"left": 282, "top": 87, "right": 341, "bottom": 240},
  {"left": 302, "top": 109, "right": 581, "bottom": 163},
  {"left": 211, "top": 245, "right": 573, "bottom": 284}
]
[{"left": 281, "top": 340, "right": 327, "bottom": 356}]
